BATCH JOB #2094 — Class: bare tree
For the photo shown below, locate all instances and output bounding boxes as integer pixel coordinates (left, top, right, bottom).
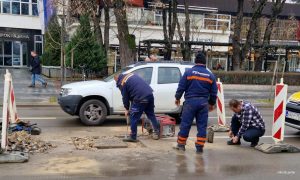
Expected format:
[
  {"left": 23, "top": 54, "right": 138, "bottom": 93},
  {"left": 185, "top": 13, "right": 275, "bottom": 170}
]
[
  {"left": 254, "top": 0, "right": 286, "bottom": 71},
  {"left": 176, "top": 0, "right": 191, "bottom": 61},
  {"left": 232, "top": 0, "right": 244, "bottom": 70},
  {"left": 113, "top": 0, "right": 136, "bottom": 67},
  {"left": 162, "top": 0, "right": 178, "bottom": 60},
  {"left": 242, "top": 0, "right": 267, "bottom": 60}
]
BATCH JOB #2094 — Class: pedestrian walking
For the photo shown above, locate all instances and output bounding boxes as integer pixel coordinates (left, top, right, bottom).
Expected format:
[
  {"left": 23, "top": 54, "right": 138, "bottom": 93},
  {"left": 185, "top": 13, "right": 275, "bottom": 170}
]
[
  {"left": 174, "top": 53, "right": 218, "bottom": 153},
  {"left": 227, "top": 99, "right": 265, "bottom": 147},
  {"left": 28, "top": 51, "right": 47, "bottom": 88},
  {"left": 114, "top": 73, "right": 160, "bottom": 142}
]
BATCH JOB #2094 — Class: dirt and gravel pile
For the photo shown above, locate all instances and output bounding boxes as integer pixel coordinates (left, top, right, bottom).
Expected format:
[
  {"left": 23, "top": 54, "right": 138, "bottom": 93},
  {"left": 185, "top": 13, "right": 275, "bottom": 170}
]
[{"left": 7, "top": 131, "right": 56, "bottom": 153}]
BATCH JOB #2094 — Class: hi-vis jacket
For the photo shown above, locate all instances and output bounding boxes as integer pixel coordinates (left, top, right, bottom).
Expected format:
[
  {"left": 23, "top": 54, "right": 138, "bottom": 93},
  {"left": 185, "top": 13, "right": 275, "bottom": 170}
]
[{"left": 175, "top": 65, "right": 218, "bottom": 106}]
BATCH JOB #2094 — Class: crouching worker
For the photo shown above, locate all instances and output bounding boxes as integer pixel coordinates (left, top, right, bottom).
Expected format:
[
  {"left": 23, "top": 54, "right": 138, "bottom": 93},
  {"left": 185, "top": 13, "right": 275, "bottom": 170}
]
[
  {"left": 114, "top": 73, "right": 160, "bottom": 142},
  {"left": 228, "top": 99, "right": 266, "bottom": 147},
  {"left": 174, "top": 53, "right": 218, "bottom": 153}
]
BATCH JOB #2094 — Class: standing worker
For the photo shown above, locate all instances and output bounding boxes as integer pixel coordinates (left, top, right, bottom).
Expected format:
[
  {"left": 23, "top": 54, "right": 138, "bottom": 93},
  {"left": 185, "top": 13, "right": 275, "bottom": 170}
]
[
  {"left": 28, "top": 51, "right": 47, "bottom": 88},
  {"left": 114, "top": 73, "right": 160, "bottom": 142},
  {"left": 174, "top": 53, "right": 217, "bottom": 153}
]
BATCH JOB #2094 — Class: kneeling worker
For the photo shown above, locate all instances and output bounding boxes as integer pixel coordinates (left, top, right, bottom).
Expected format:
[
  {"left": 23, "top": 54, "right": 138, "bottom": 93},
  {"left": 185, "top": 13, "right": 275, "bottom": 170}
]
[
  {"left": 228, "top": 99, "right": 266, "bottom": 147},
  {"left": 114, "top": 73, "right": 160, "bottom": 142}
]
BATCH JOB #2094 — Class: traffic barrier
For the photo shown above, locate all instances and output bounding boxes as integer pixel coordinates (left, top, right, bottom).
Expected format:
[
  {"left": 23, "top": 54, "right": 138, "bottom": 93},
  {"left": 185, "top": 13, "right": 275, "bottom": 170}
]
[
  {"left": 256, "top": 78, "right": 300, "bottom": 153},
  {"left": 1, "top": 70, "right": 11, "bottom": 150},
  {"left": 2, "top": 69, "right": 20, "bottom": 149},
  {"left": 217, "top": 78, "right": 226, "bottom": 126},
  {"left": 207, "top": 78, "right": 229, "bottom": 135},
  {"left": 0, "top": 70, "right": 28, "bottom": 162},
  {"left": 272, "top": 78, "right": 287, "bottom": 142}
]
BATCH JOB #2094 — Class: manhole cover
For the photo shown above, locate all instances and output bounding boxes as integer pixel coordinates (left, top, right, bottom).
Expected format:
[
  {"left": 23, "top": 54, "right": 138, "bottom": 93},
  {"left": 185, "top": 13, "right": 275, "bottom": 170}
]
[{"left": 71, "top": 136, "right": 128, "bottom": 150}]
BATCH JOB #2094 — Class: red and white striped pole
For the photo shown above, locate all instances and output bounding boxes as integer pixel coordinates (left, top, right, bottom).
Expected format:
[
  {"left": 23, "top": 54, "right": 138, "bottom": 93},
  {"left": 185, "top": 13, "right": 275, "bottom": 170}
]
[
  {"left": 216, "top": 78, "right": 226, "bottom": 126},
  {"left": 1, "top": 70, "right": 12, "bottom": 150},
  {"left": 272, "top": 78, "right": 288, "bottom": 143},
  {"left": 8, "top": 79, "right": 19, "bottom": 123}
]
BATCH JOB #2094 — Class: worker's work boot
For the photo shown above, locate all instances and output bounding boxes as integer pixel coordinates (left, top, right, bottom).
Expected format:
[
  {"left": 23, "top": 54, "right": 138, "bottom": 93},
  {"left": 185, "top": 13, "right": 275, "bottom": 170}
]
[
  {"left": 173, "top": 144, "right": 186, "bottom": 152},
  {"left": 250, "top": 141, "right": 258, "bottom": 147},
  {"left": 196, "top": 146, "right": 203, "bottom": 154},
  {"left": 152, "top": 133, "right": 160, "bottom": 140},
  {"left": 227, "top": 139, "right": 241, "bottom": 145},
  {"left": 123, "top": 136, "right": 138, "bottom": 143}
]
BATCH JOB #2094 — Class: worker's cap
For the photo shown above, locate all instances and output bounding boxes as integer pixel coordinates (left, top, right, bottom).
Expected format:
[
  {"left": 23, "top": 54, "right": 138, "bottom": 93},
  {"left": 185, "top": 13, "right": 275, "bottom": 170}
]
[{"left": 195, "top": 52, "right": 206, "bottom": 64}]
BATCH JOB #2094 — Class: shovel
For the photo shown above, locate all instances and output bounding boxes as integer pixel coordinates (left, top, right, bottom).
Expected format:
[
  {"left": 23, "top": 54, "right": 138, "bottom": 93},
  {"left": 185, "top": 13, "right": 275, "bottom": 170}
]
[{"left": 125, "top": 112, "right": 130, "bottom": 138}]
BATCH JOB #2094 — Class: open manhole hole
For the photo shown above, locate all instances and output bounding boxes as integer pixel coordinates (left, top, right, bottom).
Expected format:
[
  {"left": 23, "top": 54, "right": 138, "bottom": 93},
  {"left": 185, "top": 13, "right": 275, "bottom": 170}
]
[{"left": 71, "top": 136, "right": 145, "bottom": 150}]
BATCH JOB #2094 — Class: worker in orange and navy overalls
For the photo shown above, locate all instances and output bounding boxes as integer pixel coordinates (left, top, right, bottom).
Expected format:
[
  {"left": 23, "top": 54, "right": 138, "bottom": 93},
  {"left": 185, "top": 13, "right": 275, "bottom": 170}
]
[{"left": 174, "top": 53, "right": 217, "bottom": 153}]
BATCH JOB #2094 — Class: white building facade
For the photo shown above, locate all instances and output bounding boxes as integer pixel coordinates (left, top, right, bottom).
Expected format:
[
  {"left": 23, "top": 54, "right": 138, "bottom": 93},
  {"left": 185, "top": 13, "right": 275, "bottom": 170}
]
[{"left": 0, "top": 0, "right": 43, "bottom": 67}]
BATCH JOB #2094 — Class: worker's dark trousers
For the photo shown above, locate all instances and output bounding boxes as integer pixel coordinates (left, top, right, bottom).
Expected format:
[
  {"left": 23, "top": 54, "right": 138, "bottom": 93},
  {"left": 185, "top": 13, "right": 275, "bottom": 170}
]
[
  {"left": 130, "top": 95, "right": 160, "bottom": 139},
  {"left": 231, "top": 115, "right": 265, "bottom": 144},
  {"left": 177, "top": 98, "right": 208, "bottom": 150}
]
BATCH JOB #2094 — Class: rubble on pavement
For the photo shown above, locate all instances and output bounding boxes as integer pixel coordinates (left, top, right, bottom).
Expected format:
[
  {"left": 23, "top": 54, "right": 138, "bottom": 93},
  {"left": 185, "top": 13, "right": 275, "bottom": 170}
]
[{"left": 7, "top": 131, "right": 56, "bottom": 153}]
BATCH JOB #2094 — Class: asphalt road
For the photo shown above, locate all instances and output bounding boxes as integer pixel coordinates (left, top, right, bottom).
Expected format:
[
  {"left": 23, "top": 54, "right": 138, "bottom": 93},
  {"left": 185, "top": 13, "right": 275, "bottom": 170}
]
[{"left": 0, "top": 107, "right": 300, "bottom": 180}]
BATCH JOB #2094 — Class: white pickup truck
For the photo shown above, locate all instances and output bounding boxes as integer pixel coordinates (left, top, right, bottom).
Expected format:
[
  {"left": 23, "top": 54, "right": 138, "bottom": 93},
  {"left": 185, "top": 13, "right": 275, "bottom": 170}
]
[{"left": 58, "top": 62, "right": 194, "bottom": 125}]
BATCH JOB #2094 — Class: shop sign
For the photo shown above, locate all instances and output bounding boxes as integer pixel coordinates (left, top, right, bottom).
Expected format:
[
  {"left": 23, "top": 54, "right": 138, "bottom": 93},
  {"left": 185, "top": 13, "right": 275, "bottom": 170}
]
[{"left": 0, "top": 32, "right": 30, "bottom": 40}]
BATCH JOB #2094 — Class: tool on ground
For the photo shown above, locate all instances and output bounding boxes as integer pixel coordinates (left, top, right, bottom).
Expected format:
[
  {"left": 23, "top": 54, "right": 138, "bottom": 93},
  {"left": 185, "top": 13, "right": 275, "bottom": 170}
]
[
  {"left": 125, "top": 113, "right": 130, "bottom": 139},
  {"left": 143, "top": 115, "right": 175, "bottom": 138},
  {"left": 9, "top": 121, "right": 41, "bottom": 135},
  {"left": 207, "top": 127, "right": 214, "bottom": 143}
]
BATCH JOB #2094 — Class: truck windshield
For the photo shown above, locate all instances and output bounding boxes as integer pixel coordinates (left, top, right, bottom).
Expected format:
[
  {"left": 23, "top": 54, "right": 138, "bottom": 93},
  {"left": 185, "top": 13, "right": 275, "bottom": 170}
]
[{"left": 103, "top": 67, "right": 133, "bottom": 82}]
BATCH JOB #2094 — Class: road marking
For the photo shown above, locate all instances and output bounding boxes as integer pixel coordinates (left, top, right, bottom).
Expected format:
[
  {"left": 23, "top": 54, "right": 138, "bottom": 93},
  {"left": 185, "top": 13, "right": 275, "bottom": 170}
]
[
  {"left": 166, "top": 135, "right": 300, "bottom": 139},
  {"left": 0, "top": 117, "right": 57, "bottom": 120}
]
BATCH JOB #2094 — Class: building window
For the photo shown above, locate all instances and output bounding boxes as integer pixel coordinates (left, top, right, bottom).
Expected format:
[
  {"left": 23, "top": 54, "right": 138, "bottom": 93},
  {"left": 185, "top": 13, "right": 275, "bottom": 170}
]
[
  {"left": 204, "top": 14, "right": 231, "bottom": 31},
  {"left": 34, "top": 35, "right": 43, "bottom": 55},
  {"left": 2, "top": 1, "right": 11, "bottom": 14},
  {"left": 12, "top": 1, "right": 20, "bottom": 14},
  {"left": 32, "top": 0, "right": 38, "bottom": 16},
  {"left": 0, "top": 0, "right": 38, "bottom": 16}
]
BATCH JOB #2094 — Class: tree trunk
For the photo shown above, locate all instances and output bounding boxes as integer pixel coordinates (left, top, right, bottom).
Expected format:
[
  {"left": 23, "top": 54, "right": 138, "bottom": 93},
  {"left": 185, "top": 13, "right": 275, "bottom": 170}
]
[
  {"left": 232, "top": 0, "right": 244, "bottom": 71},
  {"left": 176, "top": 0, "right": 191, "bottom": 61},
  {"left": 104, "top": 3, "right": 110, "bottom": 56},
  {"left": 113, "top": 0, "right": 136, "bottom": 67},
  {"left": 254, "top": 0, "right": 286, "bottom": 71},
  {"left": 162, "top": 0, "right": 177, "bottom": 60},
  {"left": 242, "top": 0, "right": 267, "bottom": 60},
  {"left": 183, "top": 0, "right": 191, "bottom": 61},
  {"left": 92, "top": 11, "right": 104, "bottom": 47}
]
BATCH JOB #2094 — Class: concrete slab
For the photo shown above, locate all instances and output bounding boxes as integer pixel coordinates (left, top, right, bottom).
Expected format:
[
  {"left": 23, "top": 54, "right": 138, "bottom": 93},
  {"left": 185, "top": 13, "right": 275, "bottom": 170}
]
[
  {"left": 255, "top": 143, "right": 300, "bottom": 154},
  {"left": 93, "top": 137, "right": 128, "bottom": 149},
  {"left": 0, "top": 151, "right": 29, "bottom": 163}
]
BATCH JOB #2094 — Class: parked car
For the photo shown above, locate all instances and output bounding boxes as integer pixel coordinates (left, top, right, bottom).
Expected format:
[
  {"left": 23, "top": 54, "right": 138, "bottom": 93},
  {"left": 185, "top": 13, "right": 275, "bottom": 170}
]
[
  {"left": 58, "top": 61, "right": 194, "bottom": 125},
  {"left": 285, "top": 91, "right": 300, "bottom": 130}
]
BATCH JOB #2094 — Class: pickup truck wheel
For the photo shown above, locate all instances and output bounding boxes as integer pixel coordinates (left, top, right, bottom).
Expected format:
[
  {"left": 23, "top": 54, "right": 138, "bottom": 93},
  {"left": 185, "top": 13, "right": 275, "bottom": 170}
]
[{"left": 79, "top": 99, "right": 107, "bottom": 126}]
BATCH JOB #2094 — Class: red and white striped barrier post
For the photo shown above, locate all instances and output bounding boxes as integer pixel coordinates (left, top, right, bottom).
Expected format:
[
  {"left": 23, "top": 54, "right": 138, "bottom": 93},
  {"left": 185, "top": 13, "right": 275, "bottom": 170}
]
[
  {"left": 1, "top": 70, "right": 12, "bottom": 150},
  {"left": 8, "top": 79, "right": 19, "bottom": 124},
  {"left": 272, "top": 78, "right": 288, "bottom": 143},
  {"left": 256, "top": 78, "right": 300, "bottom": 153},
  {"left": 217, "top": 78, "right": 226, "bottom": 126}
]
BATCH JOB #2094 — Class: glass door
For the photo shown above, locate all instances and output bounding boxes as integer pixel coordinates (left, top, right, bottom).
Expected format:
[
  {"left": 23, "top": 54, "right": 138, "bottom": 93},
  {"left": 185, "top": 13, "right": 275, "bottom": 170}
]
[
  {"left": 0, "top": 41, "right": 3, "bottom": 66},
  {"left": 4, "top": 41, "right": 12, "bottom": 66},
  {"left": 13, "top": 41, "right": 22, "bottom": 67}
]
